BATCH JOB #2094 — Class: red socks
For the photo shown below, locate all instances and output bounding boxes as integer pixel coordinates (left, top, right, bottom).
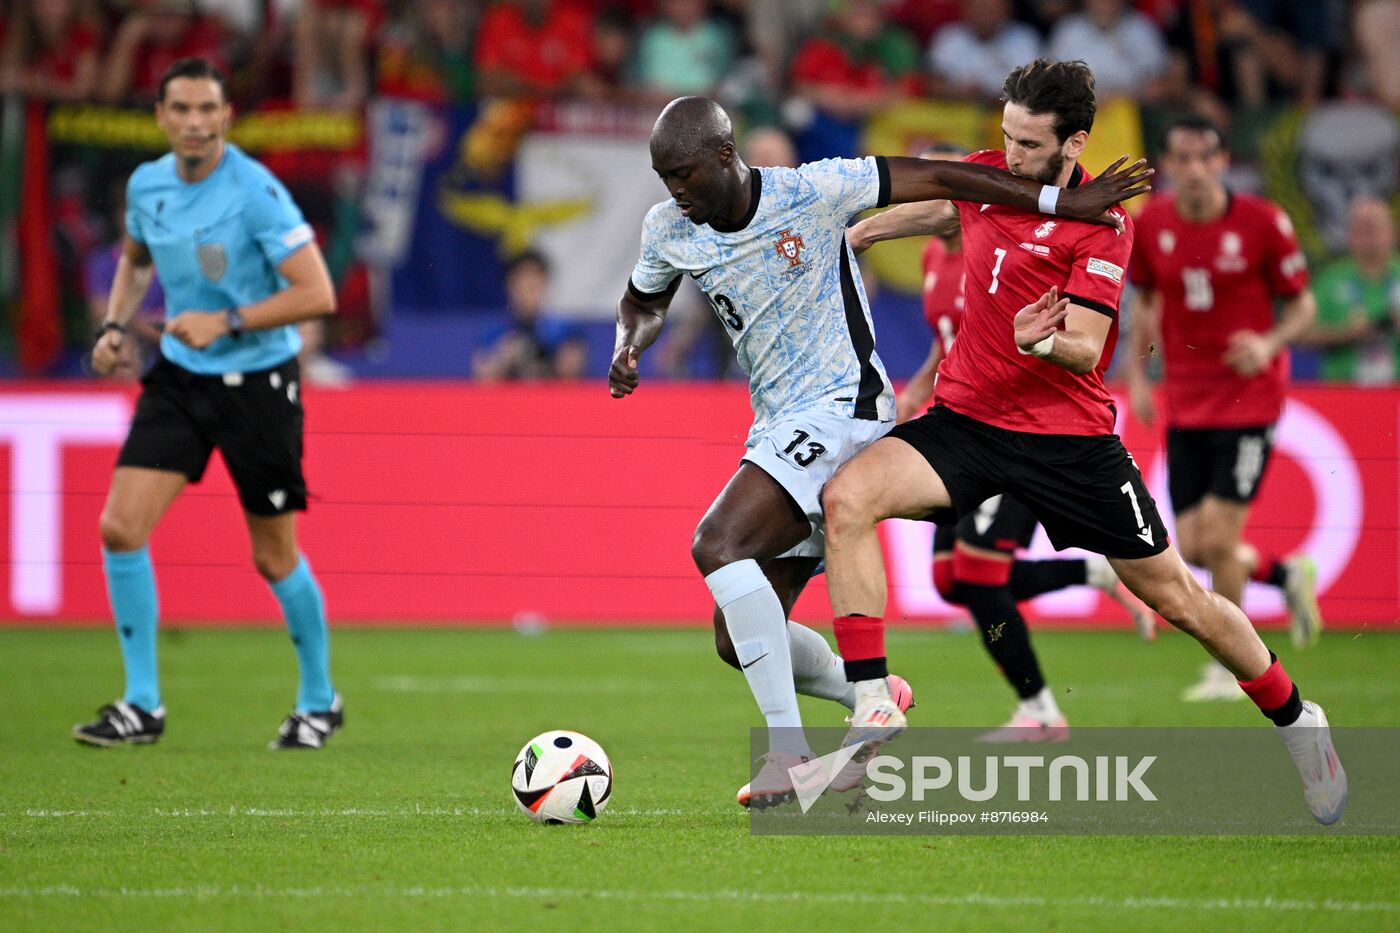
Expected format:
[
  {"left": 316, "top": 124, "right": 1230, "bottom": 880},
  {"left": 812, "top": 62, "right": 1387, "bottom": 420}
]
[
  {"left": 1238, "top": 654, "right": 1304, "bottom": 726},
  {"left": 834, "top": 615, "right": 887, "bottom": 682}
]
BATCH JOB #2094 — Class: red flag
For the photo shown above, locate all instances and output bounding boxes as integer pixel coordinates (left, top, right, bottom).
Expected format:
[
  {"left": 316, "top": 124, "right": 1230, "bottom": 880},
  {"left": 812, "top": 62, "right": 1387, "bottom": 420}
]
[{"left": 17, "top": 99, "right": 61, "bottom": 373}]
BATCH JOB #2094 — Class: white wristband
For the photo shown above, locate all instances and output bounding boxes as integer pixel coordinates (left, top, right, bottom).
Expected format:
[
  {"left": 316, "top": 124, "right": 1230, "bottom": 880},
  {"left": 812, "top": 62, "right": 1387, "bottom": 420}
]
[
  {"left": 1038, "top": 185, "right": 1060, "bottom": 216},
  {"left": 1017, "top": 333, "right": 1056, "bottom": 358}
]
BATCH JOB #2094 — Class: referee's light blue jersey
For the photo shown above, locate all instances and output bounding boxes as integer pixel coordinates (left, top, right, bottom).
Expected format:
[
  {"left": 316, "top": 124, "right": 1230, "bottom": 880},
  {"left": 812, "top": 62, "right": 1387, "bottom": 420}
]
[{"left": 125, "top": 143, "right": 315, "bottom": 374}]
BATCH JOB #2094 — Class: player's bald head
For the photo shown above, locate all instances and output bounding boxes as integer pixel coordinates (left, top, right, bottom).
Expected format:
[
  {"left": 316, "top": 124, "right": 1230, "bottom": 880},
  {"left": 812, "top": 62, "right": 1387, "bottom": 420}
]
[{"left": 650, "top": 97, "right": 734, "bottom": 163}]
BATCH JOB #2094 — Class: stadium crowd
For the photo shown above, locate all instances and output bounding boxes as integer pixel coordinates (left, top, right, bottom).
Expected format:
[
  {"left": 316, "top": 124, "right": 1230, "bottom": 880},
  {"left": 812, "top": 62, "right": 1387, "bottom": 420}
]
[
  {"left": 0, "top": 1, "right": 1388, "bottom": 113},
  {"left": 0, "top": 0, "right": 1397, "bottom": 381}
]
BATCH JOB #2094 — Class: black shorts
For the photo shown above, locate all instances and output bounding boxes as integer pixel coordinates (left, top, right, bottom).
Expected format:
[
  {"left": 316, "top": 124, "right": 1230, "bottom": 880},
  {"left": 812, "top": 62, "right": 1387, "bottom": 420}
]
[
  {"left": 117, "top": 355, "right": 308, "bottom": 516},
  {"left": 1167, "top": 425, "right": 1275, "bottom": 514},
  {"left": 932, "top": 494, "right": 1039, "bottom": 556},
  {"left": 891, "top": 405, "right": 1169, "bottom": 560}
]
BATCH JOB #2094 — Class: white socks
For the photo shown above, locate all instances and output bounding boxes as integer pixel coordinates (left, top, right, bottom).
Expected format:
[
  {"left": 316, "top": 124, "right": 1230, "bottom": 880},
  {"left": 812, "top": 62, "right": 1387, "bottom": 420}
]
[
  {"left": 787, "top": 621, "right": 857, "bottom": 710},
  {"left": 705, "top": 560, "right": 810, "bottom": 756},
  {"left": 1017, "top": 686, "right": 1064, "bottom": 724}
]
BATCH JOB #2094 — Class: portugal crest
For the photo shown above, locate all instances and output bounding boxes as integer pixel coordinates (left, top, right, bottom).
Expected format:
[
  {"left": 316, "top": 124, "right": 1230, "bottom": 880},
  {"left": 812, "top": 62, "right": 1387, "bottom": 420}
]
[
  {"left": 775, "top": 228, "right": 805, "bottom": 267},
  {"left": 197, "top": 242, "right": 227, "bottom": 282}
]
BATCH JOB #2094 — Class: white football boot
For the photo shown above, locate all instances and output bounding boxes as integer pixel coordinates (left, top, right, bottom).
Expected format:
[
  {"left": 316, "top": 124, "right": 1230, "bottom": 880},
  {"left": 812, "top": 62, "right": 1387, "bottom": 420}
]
[{"left": 1276, "top": 700, "right": 1347, "bottom": 825}]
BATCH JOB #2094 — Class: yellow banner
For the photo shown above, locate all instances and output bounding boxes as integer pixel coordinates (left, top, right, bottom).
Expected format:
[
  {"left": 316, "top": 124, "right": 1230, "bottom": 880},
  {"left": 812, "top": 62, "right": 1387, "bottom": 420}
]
[{"left": 46, "top": 105, "right": 362, "bottom": 151}]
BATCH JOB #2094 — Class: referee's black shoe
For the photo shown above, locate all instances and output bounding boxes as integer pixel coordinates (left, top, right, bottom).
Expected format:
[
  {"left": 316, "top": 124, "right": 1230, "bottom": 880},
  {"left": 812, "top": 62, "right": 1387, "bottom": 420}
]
[
  {"left": 269, "top": 695, "right": 344, "bottom": 750},
  {"left": 73, "top": 701, "right": 165, "bottom": 747}
]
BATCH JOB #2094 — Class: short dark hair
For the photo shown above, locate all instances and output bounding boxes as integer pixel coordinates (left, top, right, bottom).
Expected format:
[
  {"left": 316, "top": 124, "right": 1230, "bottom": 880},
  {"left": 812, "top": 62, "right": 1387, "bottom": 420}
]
[
  {"left": 158, "top": 57, "right": 228, "bottom": 103},
  {"left": 1160, "top": 114, "right": 1228, "bottom": 153},
  {"left": 506, "top": 249, "right": 550, "bottom": 278},
  {"left": 1001, "top": 59, "right": 1097, "bottom": 143}
]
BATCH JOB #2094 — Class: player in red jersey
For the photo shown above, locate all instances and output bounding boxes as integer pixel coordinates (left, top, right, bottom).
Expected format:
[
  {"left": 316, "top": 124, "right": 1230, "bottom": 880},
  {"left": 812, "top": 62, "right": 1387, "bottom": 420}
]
[
  {"left": 847, "top": 142, "right": 1152, "bottom": 743},
  {"left": 821, "top": 60, "right": 1345, "bottom": 825},
  {"left": 1124, "top": 115, "right": 1322, "bottom": 703}
]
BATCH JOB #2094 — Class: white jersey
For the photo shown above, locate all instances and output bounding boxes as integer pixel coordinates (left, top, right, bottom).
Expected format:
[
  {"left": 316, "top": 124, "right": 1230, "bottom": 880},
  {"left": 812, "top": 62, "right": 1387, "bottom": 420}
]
[{"left": 630, "top": 157, "right": 896, "bottom": 443}]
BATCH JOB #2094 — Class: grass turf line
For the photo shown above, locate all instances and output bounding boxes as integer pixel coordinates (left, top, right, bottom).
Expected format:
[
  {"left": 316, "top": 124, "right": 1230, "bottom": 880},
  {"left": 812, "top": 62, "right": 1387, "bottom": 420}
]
[{"left": 2, "top": 626, "right": 1398, "bottom": 931}]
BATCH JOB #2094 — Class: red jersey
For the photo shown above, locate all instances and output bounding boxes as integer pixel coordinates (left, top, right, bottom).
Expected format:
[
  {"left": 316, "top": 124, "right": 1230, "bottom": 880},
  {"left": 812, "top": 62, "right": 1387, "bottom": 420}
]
[
  {"left": 790, "top": 38, "right": 922, "bottom": 96},
  {"left": 921, "top": 235, "right": 965, "bottom": 355},
  {"left": 474, "top": 2, "right": 594, "bottom": 94},
  {"left": 1129, "top": 192, "right": 1309, "bottom": 427},
  {"left": 934, "top": 150, "right": 1133, "bottom": 435}
]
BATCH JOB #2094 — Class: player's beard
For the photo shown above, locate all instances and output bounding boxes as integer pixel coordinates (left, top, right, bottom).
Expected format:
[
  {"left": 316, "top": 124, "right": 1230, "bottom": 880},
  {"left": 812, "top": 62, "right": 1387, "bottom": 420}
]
[{"left": 1033, "top": 149, "right": 1066, "bottom": 186}]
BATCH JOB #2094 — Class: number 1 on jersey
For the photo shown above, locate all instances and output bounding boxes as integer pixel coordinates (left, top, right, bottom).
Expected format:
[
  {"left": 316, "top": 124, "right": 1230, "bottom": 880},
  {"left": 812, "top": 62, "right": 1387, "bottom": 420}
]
[
  {"left": 989, "top": 247, "right": 1008, "bottom": 294},
  {"left": 1120, "top": 481, "right": 1145, "bottom": 527}
]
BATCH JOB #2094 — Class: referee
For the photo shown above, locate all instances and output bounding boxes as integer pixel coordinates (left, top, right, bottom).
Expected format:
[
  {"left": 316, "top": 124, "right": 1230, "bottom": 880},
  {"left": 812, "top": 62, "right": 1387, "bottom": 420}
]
[{"left": 74, "top": 58, "right": 342, "bottom": 750}]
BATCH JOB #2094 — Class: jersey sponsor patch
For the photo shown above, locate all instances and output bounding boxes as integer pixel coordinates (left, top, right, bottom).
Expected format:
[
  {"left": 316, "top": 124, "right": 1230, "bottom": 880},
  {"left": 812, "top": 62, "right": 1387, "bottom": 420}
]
[
  {"left": 1086, "top": 257, "right": 1124, "bottom": 283},
  {"left": 283, "top": 223, "right": 314, "bottom": 249}
]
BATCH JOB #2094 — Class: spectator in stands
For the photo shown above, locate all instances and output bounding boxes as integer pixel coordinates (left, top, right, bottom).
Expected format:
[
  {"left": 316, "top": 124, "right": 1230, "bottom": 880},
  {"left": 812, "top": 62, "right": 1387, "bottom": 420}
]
[
  {"left": 789, "top": 0, "right": 920, "bottom": 160},
  {"left": 473, "top": 250, "right": 586, "bottom": 382},
  {"left": 927, "top": 0, "right": 1041, "bottom": 100},
  {"left": 293, "top": 0, "right": 380, "bottom": 111},
  {"left": 377, "top": 0, "right": 477, "bottom": 104},
  {"left": 474, "top": 0, "right": 595, "bottom": 100},
  {"left": 1356, "top": 0, "right": 1400, "bottom": 108},
  {"left": 100, "top": 0, "right": 228, "bottom": 104},
  {"left": 0, "top": 0, "right": 102, "bottom": 103},
  {"left": 1048, "top": 0, "right": 1169, "bottom": 101},
  {"left": 633, "top": 0, "right": 734, "bottom": 102},
  {"left": 573, "top": 9, "right": 635, "bottom": 102},
  {"left": 1226, "top": 0, "right": 1344, "bottom": 106},
  {"left": 742, "top": 125, "right": 799, "bottom": 169},
  {"left": 737, "top": 0, "right": 827, "bottom": 100},
  {"left": 886, "top": 0, "right": 963, "bottom": 47},
  {"left": 1303, "top": 198, "right": 1400, "bottom": 384},
  {"left": 200, "top": 0, "right": 264, "bottom": 38}
]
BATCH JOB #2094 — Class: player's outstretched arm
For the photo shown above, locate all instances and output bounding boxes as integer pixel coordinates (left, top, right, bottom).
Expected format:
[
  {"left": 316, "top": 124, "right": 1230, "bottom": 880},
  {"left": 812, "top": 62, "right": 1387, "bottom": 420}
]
[
  {"left": 884, "top": 155, "right": 1151, "bottom": 223},
  {"left": 609, "top": 283, "right": 675, "bottom": 399},
  {"left": 847, "top": 200, "right": 959, "bottom": 254},
  {"left": 1012, "top": 286, "right": 1113, "bottom": 375}
]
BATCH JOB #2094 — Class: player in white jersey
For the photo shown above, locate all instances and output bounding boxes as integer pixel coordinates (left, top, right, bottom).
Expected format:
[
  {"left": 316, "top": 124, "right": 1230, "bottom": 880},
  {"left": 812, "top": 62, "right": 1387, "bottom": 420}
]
[{"left": 610, "top": 97, "right": 1149, "bottom": 809}]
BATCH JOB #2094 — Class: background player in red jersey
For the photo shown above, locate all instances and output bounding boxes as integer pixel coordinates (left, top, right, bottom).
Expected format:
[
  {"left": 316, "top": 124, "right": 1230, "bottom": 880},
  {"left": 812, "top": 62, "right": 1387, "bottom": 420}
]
[
  {"left": 848, "top": 142, "right": 1153, "bottom": 742},
  {"left": 1124, "top": 115, "right": 1322, "bottom": 703},
  {"left": 821, "top": 60, "right": 1345, "bottom": 825}
]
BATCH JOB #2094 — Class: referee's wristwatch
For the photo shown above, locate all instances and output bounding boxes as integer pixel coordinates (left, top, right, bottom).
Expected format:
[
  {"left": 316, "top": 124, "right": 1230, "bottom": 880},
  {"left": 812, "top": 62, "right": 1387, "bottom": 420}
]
[
  {"left": 224, "top": 306, "right": 245, "bottom": 337},
  {"left": 94, "top": 320, "right": 126, "bottom": 343}
]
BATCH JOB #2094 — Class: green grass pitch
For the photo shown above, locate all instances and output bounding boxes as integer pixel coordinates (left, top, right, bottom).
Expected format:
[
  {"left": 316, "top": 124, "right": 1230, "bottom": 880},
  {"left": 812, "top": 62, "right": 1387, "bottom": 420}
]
[{"left": 3, "top": 625, "right": 1398, "bottom": 931}]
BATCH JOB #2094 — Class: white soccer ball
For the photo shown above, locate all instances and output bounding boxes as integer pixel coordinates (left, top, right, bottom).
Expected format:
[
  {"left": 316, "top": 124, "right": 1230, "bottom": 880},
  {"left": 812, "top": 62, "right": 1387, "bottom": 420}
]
[{"left": 511, "top": 730, "right": 613, "bottom": 824}]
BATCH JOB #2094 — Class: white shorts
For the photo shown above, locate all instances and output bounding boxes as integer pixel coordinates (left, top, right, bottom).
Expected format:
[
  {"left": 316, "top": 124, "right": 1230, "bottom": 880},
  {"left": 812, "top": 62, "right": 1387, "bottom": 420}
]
[{"left": 742, "top": 408, "right": 893, "bottom": 559}]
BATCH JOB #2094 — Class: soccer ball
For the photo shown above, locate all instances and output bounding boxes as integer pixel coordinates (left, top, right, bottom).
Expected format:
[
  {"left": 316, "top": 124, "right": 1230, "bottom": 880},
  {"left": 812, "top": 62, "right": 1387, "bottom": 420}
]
[{"left": 511, "top": 730, "right": 612, "bottom": 824}]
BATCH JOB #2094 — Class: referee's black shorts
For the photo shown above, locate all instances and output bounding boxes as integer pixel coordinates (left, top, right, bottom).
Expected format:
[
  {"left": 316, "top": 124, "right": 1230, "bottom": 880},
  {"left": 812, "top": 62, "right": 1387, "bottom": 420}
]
[
  {"left": 890, "top": 405, "right": 1169, "bottom": 560},
  {"left": 117, "top": 354, "right": 308, "bottom": 516}
]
